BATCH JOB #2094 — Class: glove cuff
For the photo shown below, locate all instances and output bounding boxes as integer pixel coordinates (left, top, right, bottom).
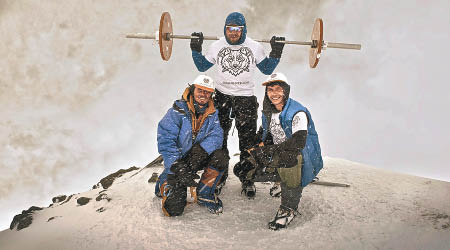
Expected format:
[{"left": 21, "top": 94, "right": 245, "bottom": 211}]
[
  {"left": 191, "top": 45, "right": 202, "bottom": 53},
  {"left": 269, "top": 49, "right": 282, "bottom": 59}
]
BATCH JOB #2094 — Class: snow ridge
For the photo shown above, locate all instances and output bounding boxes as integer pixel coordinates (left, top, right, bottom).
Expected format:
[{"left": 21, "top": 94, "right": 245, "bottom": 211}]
[{"left": 1, "top": 157, "right": 450, "bottom": 250}]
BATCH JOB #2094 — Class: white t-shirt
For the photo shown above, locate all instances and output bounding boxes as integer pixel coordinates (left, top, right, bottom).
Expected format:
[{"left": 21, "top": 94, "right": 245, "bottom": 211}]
[
  {"left": 270, "top": 111, "right": 308, "bottom": 145},
  {"left": 205, "top": 37, "right": 266, "bottom": 96}
]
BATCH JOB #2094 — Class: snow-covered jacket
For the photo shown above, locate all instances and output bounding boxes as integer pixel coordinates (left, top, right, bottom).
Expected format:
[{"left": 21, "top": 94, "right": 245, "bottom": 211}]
[
  {"left": 157, "top": 87, "right": 223, "bottom": 178},
  {"left": 261, "top": 98, "right": 323, "bottom": 187}
]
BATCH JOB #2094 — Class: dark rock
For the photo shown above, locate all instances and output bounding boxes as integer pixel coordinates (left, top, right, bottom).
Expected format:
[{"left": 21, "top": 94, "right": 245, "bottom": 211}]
[
  {"left": 60, "top": 194, "right": 74, "bottom": 205},
  {"left": 77, "top": 197, "right": 91, "bottom": 206},
  {"left": 98, "top": 166, "right": 139, "bottom": 189},
  {"left": 52, "top": 195, "right": 67, "bottom": 203},
  {"left": 148, "top": 172, "right": 159, "bottom": 183},
  {"left": 95, "top": 193, "right": 111, "bottom": 202},
  {"left": 96, "top": 207, "right": 106, "bottom": 213},
  {"left": 96, "top": 193, "right": 105, "bottom": 201},
  {"left": 47, "top": 216, "right": 61, "bottom": 222},
  {"left": 10, "top": 206, "right": 43, "bottom": 231}
]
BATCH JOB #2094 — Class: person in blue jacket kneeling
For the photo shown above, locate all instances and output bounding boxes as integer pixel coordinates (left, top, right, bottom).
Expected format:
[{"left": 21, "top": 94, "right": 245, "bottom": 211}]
[
  {"left": 155, "top": 75, "right": 229, "bottom": 216},
  {"left": 234, "top": 73, "right": 323, "bottom": 230}
]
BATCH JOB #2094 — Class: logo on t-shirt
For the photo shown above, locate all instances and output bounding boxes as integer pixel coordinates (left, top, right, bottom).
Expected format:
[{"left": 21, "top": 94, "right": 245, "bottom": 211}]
[{"left": 217, "top": 47, "right": 255, "bottom": 77}]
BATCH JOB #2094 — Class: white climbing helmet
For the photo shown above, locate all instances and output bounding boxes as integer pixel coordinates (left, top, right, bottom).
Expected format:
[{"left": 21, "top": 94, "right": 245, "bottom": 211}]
[
  {"left": 192, "top": 75, "right": 215, "bottom": 92},
  {"left": 262, "top": 72, "right": 289, "bottom": 86}
]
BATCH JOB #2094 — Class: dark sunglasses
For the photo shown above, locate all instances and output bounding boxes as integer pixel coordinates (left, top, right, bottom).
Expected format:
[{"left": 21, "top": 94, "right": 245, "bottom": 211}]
[{"left": 226, "top": 26, "right": 244, "bottom": 32}]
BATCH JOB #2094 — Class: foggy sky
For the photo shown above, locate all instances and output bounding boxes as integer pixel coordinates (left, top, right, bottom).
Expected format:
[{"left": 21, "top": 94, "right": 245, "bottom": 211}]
[{"left": 1, "top": 0, "right": 449, "bottom": 230}]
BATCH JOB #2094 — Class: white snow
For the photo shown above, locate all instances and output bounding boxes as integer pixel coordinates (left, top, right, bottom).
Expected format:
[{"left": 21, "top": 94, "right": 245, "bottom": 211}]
[{"left": 1, "top": 157, "right": 449, "bottom": 250}]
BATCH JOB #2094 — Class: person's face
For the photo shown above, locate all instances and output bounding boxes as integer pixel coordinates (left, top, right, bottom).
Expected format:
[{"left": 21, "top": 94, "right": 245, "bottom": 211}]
[
  {"left": 266, "top": 84, "right": 285, "bottom": 109},
  {"left": 225, "top": 25, "right": 243, "bottom": 44},
  {"left": 193, "top": 86, "right": 213, "bottom": 106}
]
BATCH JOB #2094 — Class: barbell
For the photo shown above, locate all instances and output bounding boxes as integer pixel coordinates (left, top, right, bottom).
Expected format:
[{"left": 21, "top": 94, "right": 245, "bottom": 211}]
[{"left": 126, "top": 12, "right": 361, "bottom": 68}]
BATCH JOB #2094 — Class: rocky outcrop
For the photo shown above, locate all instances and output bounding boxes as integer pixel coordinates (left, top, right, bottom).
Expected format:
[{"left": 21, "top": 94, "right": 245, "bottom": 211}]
[
  {"left": 96, "top": 207, "right": 106, "bottom": 213},
  {"left": 76, "top": 197, "right": 91, "bottom": 206},
  {"left": 96, "top": 193, "right": 111, "bottom": 202},
  {"left": 148, "top": 172, "right": 159, "bottom": 183},
  {"left": 9, "top": 166, "right": 140, "bottom": 231},
  {"left": 52, "top": 195, "right": 67, "bottom": 203},
  {"left": 60, "top": 194, "right": 74, "bottom": 205},
  {"left": 97, "top": 166, "right": 139, "bottom": 189},
  {"left": 10, "top": 206, "right": 43, "bottom": 231}
]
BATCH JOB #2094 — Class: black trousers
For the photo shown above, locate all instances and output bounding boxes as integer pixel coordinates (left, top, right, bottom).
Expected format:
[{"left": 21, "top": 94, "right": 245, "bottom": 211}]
[
  {"left": 214, "top": 91, "right": 258, "bottom": 182},
  {"left": 163, "top": 149, "right": 229, "bottom": 216},
  {"left": 233, "top": 163, "right": 303, "bottom": 210},
  {"left": 214, "top": 91, "right": 258, "bottom": 155}
]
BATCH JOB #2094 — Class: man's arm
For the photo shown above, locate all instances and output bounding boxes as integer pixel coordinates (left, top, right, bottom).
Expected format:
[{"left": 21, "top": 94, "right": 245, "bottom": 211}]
[
  {"left": 256, "top": 36, "right": 285, "bottom": 75},
  {"left": 157, "top": 108, "right": 183, "bottom": 171},
  {"left": 251, "top": 111, "right": 308, "bottom": 168},
  {"left": 190, "top": 32, "right": 214, "bottom": 72},
  {"left": 199, "top": 112, "right": 224, "bottom": 154},
  {"left": 256, "top": 57, "right": 280, "bottom": 75},
  {"left": 192, "top": 51, "right": 214, "bottom": 72}
]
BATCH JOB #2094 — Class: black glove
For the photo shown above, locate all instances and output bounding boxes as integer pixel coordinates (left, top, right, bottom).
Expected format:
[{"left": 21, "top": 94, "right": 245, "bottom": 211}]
[
  {"left": 185, "top": 144, "right": 208, "bottom": 171},
  {"left": 190, "top": 32, "right": 204, "bottom": 52},
  {"left": 168, "top": 161, "right": 200, "bottom": 187},
  {"left": 269, "top": 36, "right": 285, "bottom": 59},
  {"left": 250, "top": 145, "right": 278, "bottom": 167}
]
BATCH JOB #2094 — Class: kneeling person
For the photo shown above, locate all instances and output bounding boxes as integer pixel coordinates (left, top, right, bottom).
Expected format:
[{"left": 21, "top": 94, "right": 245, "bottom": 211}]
[
  {"left": 234, "top": 73, "right": 323, "bottom": 230},
  {"left": 155, "top": 75, "right": 229, "bottom": 216}
]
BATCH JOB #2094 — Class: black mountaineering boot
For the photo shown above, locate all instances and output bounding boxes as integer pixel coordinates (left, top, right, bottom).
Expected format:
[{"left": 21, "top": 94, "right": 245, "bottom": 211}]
[
  {"left": 268, "top": 205, "right": 300, "bottom": 230},
  {"left": 241, "top": 180, "right": 256, "bottom": 199}
]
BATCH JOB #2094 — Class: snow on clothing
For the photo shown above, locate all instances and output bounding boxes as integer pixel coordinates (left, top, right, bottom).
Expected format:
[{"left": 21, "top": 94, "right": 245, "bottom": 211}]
[
  {"left": 213, "top": 91, "right": 258, "bottom": 154},
  {"left": 191, "top": 12, "right": 280, "bottom": 96},
  {"left": 261, "top": 98, "right": 323, "bottom": 187},
  {"left": 156, "top": 87, "right": 223, "bottom": 187}
]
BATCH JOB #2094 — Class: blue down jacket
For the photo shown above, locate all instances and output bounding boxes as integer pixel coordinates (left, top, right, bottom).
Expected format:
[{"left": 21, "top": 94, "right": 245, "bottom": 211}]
[
  {"left": 157, "top": 87, "right": 223, "bottom": 184},
  {"left": 261, "top": 98, "right": 323, "bottom": 187}
]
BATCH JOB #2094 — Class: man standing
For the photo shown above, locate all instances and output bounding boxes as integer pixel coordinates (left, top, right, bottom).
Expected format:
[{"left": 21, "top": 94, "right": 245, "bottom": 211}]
[
  {"left": 234, "top": 72, "right": 323, "bottom": 230},
  {"left": 190, "top": 12, "right": 285, "bottom": 195},
  {"left": 155, "top": 75, "right": 229, "bottom": 216}
]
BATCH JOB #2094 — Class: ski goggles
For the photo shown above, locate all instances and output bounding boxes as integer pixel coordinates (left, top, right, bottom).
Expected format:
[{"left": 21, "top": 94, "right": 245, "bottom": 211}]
[{"left": 226, "top": 25, "right": 244, "bottom": 32}]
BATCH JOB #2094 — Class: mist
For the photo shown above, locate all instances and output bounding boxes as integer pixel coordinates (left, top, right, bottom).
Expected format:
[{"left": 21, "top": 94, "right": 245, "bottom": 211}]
[{"left": 1, "top": 0, "right": 449, "bottom": 230}]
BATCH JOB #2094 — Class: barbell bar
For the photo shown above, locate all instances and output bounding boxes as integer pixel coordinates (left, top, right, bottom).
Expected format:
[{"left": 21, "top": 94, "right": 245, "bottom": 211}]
[{"left": 126, "top": 12, "right": 361, "bottom": 68}]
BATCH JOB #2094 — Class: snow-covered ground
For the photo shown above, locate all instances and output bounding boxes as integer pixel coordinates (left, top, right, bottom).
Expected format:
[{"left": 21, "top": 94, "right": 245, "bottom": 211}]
[{"left": 1, "top": 156, "right": 449, "bottom": 250}]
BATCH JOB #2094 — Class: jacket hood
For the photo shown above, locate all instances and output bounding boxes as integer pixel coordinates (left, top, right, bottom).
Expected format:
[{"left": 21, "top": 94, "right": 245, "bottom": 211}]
[
  {"left": 262, "top": 81, "right": 291, "bottom": 115},
  {"left": 224, "top": 12, "right": 247, "bottom": 45}
]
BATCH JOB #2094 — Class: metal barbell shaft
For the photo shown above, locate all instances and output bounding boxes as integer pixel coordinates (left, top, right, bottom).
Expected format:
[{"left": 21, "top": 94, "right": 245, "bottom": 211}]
[
  {"left": 254, "top": 39, "right": 312, "bottom": 46},
  {"left": 126, "top": 33, "right": 156, "bottom": 39},
  {"left": 326, "top": 42, "right": 361, "bottom": 50},
  {"left": 171, "top": 34, "right": 219, "bottom": 40},
  {"left": 126, "top": 33, "right": 361, "bottom": 50}
]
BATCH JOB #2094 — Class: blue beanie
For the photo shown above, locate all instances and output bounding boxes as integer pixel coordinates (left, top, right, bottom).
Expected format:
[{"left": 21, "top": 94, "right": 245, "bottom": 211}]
[{"left": 224, "top": 12, "right": 247, "bottom": 45}]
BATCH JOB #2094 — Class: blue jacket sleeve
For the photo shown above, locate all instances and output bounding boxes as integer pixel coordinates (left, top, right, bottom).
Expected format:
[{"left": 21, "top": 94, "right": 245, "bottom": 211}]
[
  {"left": 256, "top": 57, "right": 280, "bottom": 75},
  {"left": 157, "top": 108, "right": 183, "bottom": 171},
  {"left": 192, "top": 50, "right": 214, "bottom": 72},
  {"left": 199, "top": 112, "right": 224, "bottom": 155}
]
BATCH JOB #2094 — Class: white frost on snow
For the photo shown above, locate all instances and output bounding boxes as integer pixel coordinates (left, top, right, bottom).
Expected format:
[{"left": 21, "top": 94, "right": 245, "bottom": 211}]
[{"left": 0, "top": 157, "right": 449, "bottom": 250}]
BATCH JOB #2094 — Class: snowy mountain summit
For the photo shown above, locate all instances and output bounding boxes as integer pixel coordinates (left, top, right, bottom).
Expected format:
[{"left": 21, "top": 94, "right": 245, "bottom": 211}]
[{"left": 1, "top": 157, "right": 449, "bottom": 250}]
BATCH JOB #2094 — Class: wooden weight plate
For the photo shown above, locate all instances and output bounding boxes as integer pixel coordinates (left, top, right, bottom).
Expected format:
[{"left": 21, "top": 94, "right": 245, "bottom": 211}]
[
  {"left": 159, "top": 12, "right": 173, "bottom": 61},
  {"left": 309, "top": 18, "right": 323, "bottom": 68}
]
